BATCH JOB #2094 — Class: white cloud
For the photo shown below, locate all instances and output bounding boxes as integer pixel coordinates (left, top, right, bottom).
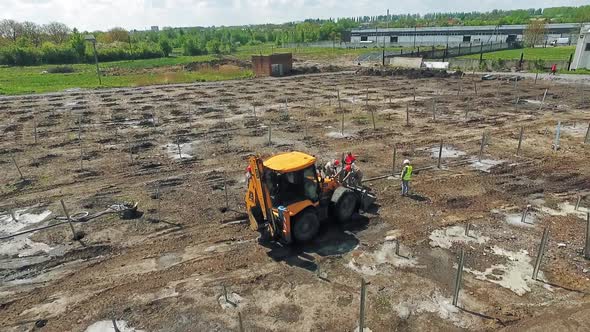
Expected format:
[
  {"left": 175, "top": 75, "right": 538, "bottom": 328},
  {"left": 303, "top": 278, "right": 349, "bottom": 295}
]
[{"left": 0, "top": 0, "right": 586, "bottom": 31}]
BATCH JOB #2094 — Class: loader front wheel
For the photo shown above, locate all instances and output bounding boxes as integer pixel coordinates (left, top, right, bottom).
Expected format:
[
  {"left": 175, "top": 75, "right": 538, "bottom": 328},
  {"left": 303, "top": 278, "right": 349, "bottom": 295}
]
[
  {"left": 293, "top": 209, "right": 320, "bottom": 243},
  {"left": 333, "top": 190, "right": 359, "bottom": 223}
]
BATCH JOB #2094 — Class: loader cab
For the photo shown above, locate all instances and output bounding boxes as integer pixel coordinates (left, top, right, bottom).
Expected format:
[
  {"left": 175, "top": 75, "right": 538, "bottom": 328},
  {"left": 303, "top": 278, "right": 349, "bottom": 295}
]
[{"left": 263, "top": 152, "right": 320, "bottom": 207}]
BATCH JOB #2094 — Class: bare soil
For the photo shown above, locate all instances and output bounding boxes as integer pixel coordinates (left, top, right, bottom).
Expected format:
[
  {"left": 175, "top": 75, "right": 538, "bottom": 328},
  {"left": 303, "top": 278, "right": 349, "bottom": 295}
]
[{"left": 0, "top": 71, "right": 589, "bottom": 332}]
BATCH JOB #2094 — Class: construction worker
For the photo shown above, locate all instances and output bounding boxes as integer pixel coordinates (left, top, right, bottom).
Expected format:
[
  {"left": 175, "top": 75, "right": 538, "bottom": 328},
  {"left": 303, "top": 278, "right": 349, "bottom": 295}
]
[
  {"left": 345, "top": 152, "right": 356, "bottom": 166},
  {"left": 550, "top": 64, "right": 557, "bottom": 75},
  {"left": 401, "top": 159, "right": 412, "bottom": 196},
  {"left": 324, "top": 159, "right": 341, "bottom": 177}
]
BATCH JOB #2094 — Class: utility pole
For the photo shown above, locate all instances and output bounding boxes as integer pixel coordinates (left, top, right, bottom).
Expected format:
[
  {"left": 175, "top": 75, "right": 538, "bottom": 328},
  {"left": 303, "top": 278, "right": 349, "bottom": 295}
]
[{"left": 85, "top": 35, "right": 101, "bottom": 85}]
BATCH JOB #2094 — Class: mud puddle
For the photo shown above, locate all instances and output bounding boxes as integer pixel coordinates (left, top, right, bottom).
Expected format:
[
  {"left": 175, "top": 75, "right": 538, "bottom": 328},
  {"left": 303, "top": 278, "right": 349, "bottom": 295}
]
[
  {"left": 86, "top": 320, "right": 144, "bottom": 332},
  {"left": 429, "top": 225, "right": 489, "bottom": 249}
]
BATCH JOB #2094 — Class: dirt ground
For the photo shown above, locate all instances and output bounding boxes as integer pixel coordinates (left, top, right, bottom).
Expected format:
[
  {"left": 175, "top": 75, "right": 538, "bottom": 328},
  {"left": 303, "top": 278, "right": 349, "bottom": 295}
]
[{"left": 1, "top": 70, "right": 589, "bottom": 332}]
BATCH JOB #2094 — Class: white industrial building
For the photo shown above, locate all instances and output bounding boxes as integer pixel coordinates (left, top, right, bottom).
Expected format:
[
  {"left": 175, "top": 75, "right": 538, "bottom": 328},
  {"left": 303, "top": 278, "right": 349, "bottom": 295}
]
[
  {"left": 571, "top": 24, "right": 590, "bottom": 70},
  {"left": 348, "top": 23, "right": 580, "bottom": 47}
]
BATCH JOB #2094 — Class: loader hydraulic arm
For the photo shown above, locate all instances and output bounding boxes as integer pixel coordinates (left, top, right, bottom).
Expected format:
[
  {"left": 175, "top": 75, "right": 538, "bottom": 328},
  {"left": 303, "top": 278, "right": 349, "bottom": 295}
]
[{"left": 245, "top": 155, "right": 275, "bottom": 231}]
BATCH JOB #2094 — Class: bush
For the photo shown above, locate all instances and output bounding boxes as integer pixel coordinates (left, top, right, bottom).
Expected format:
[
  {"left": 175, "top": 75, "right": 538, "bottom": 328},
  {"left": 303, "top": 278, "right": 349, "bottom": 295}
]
[
  {"left": 47, "top": 66, "right": 75, "bottom": 73},
  {"left": 40, "top": 42, "right": 78, "bottom": 64},
  {"left": 0, "top": 46, "right": 41, "bottom": 66}
]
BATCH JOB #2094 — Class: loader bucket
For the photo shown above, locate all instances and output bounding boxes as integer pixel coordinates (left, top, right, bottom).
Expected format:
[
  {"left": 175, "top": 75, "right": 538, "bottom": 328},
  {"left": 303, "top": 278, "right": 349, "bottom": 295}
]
[{"left": 345, "top": 185, "right": 377, "bottom": 211}]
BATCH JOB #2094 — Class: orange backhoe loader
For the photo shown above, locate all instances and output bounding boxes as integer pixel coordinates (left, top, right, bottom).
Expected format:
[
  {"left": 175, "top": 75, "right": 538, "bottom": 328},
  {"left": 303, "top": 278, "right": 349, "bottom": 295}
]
[{"left": 245, "top": 151, "right": 376, "bottom": 244}]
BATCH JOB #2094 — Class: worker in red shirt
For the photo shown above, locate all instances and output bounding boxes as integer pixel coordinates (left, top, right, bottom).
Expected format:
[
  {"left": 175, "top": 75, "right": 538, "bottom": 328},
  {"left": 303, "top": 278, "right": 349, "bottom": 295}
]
[
  {"left": 550, "top": 64, "right": 557, "bottom": 75},
  {"left": 344, "top": 152, "right": 356, "bottom": 165}
]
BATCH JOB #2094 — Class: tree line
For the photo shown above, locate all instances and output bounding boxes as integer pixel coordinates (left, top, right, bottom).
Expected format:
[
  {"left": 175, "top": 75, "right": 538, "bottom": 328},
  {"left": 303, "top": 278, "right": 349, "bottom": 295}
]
[{"left": 1, "top": 5, "right": 589, "bottom": 66}]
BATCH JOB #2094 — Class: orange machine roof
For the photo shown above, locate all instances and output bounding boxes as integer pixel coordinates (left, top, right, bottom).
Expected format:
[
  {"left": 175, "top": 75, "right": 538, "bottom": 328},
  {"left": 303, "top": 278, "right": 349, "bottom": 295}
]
[{"left": 263, "top": 151, "right": 316, "bottom": 173}]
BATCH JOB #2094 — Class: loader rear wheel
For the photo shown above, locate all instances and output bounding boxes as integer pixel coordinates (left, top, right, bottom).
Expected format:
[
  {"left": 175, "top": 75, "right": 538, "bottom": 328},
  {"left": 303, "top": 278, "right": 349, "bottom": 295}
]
[
  {"left": 293, "top": 209, "right": 320, "bottom": 243},
  {"left": 333, "top": 190, "right": 359, "bottom": 223}
]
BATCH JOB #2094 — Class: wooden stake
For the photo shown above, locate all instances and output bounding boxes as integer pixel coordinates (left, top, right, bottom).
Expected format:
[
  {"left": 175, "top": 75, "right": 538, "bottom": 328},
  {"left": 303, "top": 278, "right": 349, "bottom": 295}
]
[
  {"left": 337, "top": 90, "right": 342, "bottom": 109},
  {"left": 371, "top": 110, "right": 376, "bottom": 130},
  {"left": 584, "top": 123, "right": 590, "bottom": 144},
  {"left": 413, "top": 86, "right": 416, "bottom": 102}
]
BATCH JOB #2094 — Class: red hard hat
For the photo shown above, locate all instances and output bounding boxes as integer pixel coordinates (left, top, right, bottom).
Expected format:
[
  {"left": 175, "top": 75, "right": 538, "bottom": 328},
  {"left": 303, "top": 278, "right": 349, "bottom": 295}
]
[
  {"left": 345, "top": 164, "right": 352, "bottom": 172},
  {"left": 246, "top": 165, "right": 252, "bottom": 172},
  {"left": 334, "top": 160, "right": 340, "bottom": 166}
]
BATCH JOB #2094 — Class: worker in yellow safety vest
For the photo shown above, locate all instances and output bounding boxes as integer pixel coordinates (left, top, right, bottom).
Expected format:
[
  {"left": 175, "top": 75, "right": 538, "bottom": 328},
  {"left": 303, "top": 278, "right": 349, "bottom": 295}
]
[{"left": 401, "top": 159, "right": 413, "bottom": 196}]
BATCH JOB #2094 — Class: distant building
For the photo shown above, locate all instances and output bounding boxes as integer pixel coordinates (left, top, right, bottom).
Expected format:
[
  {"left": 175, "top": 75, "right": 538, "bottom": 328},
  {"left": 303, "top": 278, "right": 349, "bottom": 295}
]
[
  {"left": 151, "top": 26, "right": 159, "bottom": 32},
  {"left": 252, "top": 54, "right": 293, "bottom": 77},
  {"left": 348, "top": 23, "right": 580, "bottom": 47},
  {"left": 571, "top": 25, "right": 590, "bottom": 70}
]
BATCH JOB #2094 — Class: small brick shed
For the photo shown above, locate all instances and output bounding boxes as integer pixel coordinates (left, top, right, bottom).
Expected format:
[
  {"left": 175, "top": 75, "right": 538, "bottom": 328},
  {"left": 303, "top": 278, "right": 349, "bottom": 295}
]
[{"left": 251, "top": 53, "right": 293, "bottom": 77}]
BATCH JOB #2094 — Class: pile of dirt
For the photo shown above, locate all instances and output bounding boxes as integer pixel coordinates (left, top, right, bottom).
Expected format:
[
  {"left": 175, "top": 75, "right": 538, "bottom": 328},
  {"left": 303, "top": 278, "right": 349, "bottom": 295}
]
[
  {"left": 184, "top": 57, "right": 250, "bottom": 71},
  {"left": 356, "top": 67, "right": 462, "bottom": 79},
  {"left": 291, "top": 65, "right": 347, "bottom": 75}
]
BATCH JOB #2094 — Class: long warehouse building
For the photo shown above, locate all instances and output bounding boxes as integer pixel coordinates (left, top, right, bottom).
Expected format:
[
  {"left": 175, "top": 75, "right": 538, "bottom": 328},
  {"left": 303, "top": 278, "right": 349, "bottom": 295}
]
[{"left": 347, "top": 23, "right": 581, "bottom": 47}]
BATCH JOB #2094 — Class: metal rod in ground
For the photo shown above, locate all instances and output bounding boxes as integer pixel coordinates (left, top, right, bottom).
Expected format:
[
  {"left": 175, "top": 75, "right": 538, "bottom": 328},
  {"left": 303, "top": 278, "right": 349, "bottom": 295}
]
[
  {"left": 554, "top": 121, "right": 561, "bottom": 151},
  {"left": 478, "top": 132, "right": 486, "bottom": 162},
  {"left": 585, "top": 213, "right": 590, "bottom": 259},
  {"left": 517, "top": 127, "right": 524, "bottom": 156},
  {"left": 337, "top": 90, "right": 341, "bottom": 109},
  {"left": 585, "top": 123, "right": 590, "bottom": 144},
  {"left": 223, "top": 172, "right": 229, "bottom": 211},
  {"left": 406, "top": 103, "right": 410, "bottom": 126},
  {"left": 127, "top": 138, "right": 134, "bottom": 164},
  {"left": 413, "top": 86, "right": 416, "bottom": 101},
  {"left": 11, "top": 155, "right": 24, "bottom": 180},
  {"left": 521, "top": 205, "right": 531, "bottom": 224},
  {"left": 157, "top": 186, "right": 161, "bottom": 222},
  {"left": 176, "top": 138, "right": 182, "bottom": 159},
  {"left": 33, "top": 117, "right": 38, "bottom": 144},
  {"left": 238, "top": 312, "right": 244, "bottom": 332},
  {"left": 575, "top": 196, "right": 582, "bottom": 211},
  {"left": 253, "top": 106, "right": 257, "bottom": 121},
  {"left": 366, "top": 88, "right": 369, "bottom": 106},
  {"left": 465, "top": 223, "right": 471, "bottom": 237},
  {"left": 534, "top": 72, "right": 539, "bottom": 84},
  {"left": 532, "top": 227, "right": 550, "bottom": 280},
  {"left": 80, "top": 139, "right": 84, "bottom": 171},
  {"left": 473, "top": 82, "right": 477, "bottom": 96},
  {"left": 223, "top": 285, "right": 229, "bottom": 302},
  {"left": 437, "top": 140, "right": 443, "bottom": 168},
  {"left": 371, "top": 110, "right": 376, "bottom": 130},
  {"left": 432, "top": 99, "right": 436, "bottom": 121},
  {"left": 395, "top": 240, "right": 401, "bottom": 256},
  {"left": 392, "top": 146, "right": 397, "bottom": 175},
  {"left": 452, "top": 248, "right": 465, "bottom": 307},
  {"left": 341, "top": 113, "right": 344, "bottom": 136},
  {"left": 359, "top": 278, "right": 366, "bottom": 332},
  {"left": 10, "top": 209, "right": 18, "bottom": 222},
  {"left": 59, "top": 199, "right": 77, "bottom": 239},
  {"left": 268, "top": 123, "right": 272, "bottom": 145},
  {"left": 539, "top": 89, "right": 548, "bottom": 110}
]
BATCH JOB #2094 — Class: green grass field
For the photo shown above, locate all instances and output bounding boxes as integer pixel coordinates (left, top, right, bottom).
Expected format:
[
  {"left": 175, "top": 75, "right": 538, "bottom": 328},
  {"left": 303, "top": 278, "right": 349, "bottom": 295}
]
[
  {"left": 458, "top": 46, "right": 576, "bottom": 61},
  {"left": 0, "top": 44, "right": 413, "bottom": 95},
  {"left": 0, "top": 55, "right": 252, "bottom": 95}
]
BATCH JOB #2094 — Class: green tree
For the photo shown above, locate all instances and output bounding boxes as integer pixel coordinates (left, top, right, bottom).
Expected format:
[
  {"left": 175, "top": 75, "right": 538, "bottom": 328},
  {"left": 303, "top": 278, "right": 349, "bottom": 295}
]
[
  {"left": 69, "top": 28, "right": 85, "bottom": 59},
  {"left": 159, "top": 39, "right": 172, "bottom": 57}
]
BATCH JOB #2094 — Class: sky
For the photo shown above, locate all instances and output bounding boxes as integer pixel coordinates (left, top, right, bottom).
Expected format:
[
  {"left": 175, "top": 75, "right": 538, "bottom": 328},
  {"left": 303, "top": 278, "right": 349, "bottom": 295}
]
[{"left": 0, "top": 0, "right": 587, "bottom": 31}]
